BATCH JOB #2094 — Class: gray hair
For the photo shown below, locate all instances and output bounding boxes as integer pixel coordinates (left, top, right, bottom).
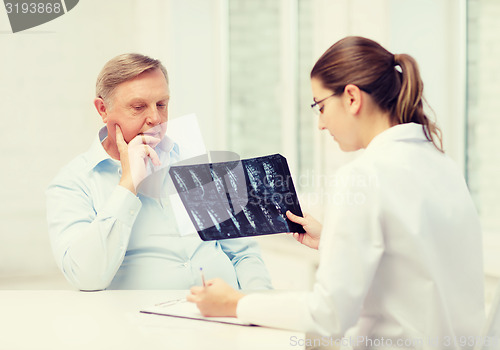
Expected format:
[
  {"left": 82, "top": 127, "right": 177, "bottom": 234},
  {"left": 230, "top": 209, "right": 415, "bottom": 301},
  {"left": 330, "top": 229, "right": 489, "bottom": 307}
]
[{"left": 96, "top": 53, "right": 169, "bottom": 104}]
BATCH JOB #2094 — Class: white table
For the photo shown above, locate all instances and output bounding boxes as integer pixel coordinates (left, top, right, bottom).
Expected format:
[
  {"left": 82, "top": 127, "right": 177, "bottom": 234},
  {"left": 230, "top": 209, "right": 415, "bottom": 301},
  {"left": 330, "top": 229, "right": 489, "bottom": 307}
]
[{"left": 0, "top": 290, "right": 305, "bottom": 350}]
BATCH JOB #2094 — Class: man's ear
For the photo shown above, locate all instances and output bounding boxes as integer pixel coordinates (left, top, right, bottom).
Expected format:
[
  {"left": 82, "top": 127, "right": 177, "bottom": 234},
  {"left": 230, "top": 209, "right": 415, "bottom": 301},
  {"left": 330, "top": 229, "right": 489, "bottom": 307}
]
[
  {"left": 94, "top": 97, "right": 108, "bottom": 123},
  {"left": 343, "top": 84, "right": 362, "bottom": 115}
]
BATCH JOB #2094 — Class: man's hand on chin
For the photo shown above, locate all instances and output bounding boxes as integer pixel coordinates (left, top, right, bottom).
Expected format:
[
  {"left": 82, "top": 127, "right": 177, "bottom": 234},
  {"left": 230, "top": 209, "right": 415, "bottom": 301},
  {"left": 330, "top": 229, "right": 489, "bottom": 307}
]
[{"left": 116, "top": 125, "right": 161, "bottom": 195}]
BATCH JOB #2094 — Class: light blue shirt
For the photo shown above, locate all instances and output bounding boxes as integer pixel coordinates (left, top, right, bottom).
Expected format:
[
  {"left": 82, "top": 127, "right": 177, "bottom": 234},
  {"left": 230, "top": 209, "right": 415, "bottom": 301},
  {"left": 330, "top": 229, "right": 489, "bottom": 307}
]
[{"left": 46, "top": 127, "right": 273, "bottom": 291}]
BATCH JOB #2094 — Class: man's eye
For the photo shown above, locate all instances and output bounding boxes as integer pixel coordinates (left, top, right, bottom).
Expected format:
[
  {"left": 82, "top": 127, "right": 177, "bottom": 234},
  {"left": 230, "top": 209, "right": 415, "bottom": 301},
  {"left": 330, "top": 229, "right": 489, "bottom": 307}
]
[
  {"left": 133, "top": 106, "right": 144, "bottom": 110},
  {"left": 157, "top": 103, "right": 167, "bottom": 109}
]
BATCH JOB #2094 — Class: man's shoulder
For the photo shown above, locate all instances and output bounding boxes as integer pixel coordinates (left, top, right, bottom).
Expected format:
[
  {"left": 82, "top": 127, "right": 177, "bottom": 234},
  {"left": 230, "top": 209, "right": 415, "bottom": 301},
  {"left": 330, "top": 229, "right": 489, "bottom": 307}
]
[{"left": 49, "top": 148, "right": 97, "bottom": 188}]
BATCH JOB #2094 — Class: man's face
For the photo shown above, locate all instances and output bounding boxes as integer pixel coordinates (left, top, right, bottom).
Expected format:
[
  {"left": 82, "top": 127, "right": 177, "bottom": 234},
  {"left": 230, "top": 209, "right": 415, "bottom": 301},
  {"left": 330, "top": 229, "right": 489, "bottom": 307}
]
[{"left": 101, "top": 68, "right": 170, "bottom": 145}]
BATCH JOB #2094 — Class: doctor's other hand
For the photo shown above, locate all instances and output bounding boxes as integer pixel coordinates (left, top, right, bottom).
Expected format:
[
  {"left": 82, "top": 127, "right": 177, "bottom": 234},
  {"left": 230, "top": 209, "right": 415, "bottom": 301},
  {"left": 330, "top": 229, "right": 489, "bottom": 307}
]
[
  {"left": 116, "top": 125, "right": 161, "bottom": 195},
  {"left": 286, "top": 211, "right": 322, "bottom": 250},
  {"left": 187, "top": 278, "right": 245, "bottom": 317}
]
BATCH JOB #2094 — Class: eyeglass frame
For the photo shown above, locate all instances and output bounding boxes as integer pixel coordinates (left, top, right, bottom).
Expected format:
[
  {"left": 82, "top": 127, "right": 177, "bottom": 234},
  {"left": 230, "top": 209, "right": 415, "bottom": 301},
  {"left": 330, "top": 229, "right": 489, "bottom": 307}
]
[
  {"left": 311, "top": 86, "right": 372, "bottom": 116},
  {"left": 310, "top": 93, "right": 336, "bottom": 116}
]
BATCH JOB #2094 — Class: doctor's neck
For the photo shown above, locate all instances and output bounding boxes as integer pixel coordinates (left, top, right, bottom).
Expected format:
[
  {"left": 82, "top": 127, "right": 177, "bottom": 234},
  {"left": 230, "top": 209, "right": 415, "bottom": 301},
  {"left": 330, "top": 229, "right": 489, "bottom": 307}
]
[{"left": 358, "top": 107, "right": 395, "bottom": 149}]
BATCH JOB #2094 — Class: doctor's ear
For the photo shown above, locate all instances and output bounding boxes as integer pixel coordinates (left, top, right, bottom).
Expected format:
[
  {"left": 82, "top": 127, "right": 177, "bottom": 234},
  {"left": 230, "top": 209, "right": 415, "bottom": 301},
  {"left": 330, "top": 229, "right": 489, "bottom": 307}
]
[
  {"left": 343, "top": 84, "right": 362, "bottom": 115},
  {"left": 94, "top": 97, "right": 108, "bottom": 122}
]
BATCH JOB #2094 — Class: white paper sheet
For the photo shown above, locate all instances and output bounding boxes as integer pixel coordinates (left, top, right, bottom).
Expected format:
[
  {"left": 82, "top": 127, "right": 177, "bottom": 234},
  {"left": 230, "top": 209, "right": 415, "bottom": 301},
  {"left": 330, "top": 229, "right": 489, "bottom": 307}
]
[{"left": 140, "top": 299, "right": 252, "bottom": 327}]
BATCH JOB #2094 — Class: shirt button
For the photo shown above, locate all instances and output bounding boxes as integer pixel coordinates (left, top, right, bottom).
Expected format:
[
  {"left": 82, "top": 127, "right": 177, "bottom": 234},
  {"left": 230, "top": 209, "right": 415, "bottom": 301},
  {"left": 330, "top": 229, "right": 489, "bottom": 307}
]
[
  {"left": 183, "top": 262, "right": 189, "bottom": 268},
  {"left": 129, "top": 210, "right": 135, "bottom": 216}
]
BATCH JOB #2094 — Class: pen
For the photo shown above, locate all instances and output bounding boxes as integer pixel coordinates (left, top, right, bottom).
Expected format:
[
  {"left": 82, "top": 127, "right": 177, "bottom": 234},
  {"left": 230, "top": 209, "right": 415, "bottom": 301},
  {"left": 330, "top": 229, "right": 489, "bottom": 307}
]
[{"left": 199, "top": 267, "right": 206, "bottom": 287}]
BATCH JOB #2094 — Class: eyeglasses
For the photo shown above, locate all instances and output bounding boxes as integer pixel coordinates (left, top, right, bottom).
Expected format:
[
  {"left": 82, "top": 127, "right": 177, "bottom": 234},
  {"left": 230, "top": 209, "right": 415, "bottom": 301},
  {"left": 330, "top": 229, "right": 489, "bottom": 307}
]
[{"left": 311, "top": 93, "right": 336, "bottom": 116}]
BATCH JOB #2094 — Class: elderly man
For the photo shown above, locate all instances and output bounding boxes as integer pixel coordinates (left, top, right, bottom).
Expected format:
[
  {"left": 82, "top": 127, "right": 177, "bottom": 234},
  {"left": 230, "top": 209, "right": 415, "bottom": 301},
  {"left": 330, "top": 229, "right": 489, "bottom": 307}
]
[{"left": 46, "top": 53, "right": 272, "bottom": 291}]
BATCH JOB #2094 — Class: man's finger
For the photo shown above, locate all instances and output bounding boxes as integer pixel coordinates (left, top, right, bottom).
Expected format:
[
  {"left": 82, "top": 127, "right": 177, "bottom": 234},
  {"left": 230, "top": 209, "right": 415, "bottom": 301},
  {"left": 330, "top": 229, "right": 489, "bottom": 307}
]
[
  {"left": 115, "top": 125, "right": 128, "bottom": 154},
  {"left": 143, "top": 145, "right": 161, "bottom": 166},
  {"left": 129, "top": 134, "right": 161, "bottom": 148},
  {"left": 116, "top": 125, "right": 124, "bottom": 142}
]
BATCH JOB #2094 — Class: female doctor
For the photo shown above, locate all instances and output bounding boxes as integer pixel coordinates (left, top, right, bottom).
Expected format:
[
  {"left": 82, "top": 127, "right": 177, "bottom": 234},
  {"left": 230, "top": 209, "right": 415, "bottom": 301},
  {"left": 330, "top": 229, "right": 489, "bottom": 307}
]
[{"left": 187, "top": 36, "right": 485, "bottom": 348}]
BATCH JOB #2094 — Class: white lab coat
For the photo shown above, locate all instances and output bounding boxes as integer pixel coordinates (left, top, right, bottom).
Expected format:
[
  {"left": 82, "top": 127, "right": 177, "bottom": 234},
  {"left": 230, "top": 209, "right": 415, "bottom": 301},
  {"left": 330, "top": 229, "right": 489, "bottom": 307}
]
[{"left": 237, "top": 123, "right": 485, "bottom": 349}]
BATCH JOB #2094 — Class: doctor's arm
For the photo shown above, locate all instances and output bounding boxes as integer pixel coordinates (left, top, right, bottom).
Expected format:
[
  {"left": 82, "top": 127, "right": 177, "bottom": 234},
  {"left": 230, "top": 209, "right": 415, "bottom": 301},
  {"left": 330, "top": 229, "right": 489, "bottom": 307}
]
[{"left": 239, "top": 166, "right": 385, "bottom": 334}]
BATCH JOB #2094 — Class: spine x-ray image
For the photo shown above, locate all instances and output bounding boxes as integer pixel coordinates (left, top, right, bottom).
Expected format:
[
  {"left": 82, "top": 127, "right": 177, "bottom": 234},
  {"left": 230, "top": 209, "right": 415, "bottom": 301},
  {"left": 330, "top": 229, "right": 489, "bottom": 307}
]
[{"left": 168, "top": 154, "right": 305, "bottom": 241}]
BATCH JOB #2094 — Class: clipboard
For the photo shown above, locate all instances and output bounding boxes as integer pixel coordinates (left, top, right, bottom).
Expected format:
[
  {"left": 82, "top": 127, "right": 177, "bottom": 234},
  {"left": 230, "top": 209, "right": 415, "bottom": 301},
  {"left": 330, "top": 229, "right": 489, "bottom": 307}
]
[
  {"left": 168, "top": 153, "right": 306, "bottom": 241},
  {"left": 140, "top": 299, "right": 254, "bottom": 327}
]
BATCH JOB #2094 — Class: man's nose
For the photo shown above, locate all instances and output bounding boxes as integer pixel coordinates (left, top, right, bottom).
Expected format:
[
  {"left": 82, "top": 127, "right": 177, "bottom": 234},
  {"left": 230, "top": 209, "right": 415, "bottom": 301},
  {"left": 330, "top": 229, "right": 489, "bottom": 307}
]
[{"left": 146, "top": 107, "right": 161, "bottom": 125}]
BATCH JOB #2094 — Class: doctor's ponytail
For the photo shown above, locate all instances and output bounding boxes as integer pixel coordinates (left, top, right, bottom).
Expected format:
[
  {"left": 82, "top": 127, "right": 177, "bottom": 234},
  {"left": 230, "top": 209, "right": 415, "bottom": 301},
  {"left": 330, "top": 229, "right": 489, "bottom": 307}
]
[
  {"left": 311, "top": 36, "right": 443, "bottom": 152},
  {"left": 393, "top": 54, "right": 443, "bottom": 151}
]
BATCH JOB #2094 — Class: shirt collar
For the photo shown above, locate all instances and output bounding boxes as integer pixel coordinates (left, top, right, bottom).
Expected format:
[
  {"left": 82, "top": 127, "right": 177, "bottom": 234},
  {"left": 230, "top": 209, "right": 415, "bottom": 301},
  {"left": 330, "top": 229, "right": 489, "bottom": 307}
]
[
  {"left": 85, "top": 126, "right": 177, "bottom": 171},
  {"left": 366, "top": 122, "right": 430, "bottom": 151}
]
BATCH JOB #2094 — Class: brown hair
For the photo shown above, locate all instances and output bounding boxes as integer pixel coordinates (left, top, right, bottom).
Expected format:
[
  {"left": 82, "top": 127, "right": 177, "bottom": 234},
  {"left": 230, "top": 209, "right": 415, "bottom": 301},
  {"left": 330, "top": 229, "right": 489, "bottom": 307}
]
[
  {"left": 311, "top": 36, "right": 443, "bottom": 151},
  {"left": 96, "top": 53, "right": 169, "bottom": 105}
]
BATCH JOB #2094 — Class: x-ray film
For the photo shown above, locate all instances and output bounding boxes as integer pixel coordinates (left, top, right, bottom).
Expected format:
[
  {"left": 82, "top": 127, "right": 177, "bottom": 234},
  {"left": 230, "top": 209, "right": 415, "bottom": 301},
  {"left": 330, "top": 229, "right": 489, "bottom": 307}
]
[{"left": 168, "top": 154, "right": 305, "bottom": 241}]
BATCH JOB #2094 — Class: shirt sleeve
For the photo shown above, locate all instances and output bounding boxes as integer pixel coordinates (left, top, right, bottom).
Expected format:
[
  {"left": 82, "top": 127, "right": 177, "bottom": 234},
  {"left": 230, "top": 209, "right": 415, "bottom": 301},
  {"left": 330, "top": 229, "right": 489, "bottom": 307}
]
[
  {"left": 46, "top": 176, "right": 141, "bottom": 291},
  {"left": 237, "top": 164, "right": 385, "bottom": 335},
  {"left": 219, "top": 237, "right": 273, "bottom": 290}
]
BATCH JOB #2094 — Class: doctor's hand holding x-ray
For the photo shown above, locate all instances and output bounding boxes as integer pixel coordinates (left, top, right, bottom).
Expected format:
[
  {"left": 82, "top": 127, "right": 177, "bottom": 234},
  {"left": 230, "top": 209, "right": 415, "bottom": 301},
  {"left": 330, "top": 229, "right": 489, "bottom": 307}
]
[{"left": 285, "top": 210, "right": 322, "bottom": 249}]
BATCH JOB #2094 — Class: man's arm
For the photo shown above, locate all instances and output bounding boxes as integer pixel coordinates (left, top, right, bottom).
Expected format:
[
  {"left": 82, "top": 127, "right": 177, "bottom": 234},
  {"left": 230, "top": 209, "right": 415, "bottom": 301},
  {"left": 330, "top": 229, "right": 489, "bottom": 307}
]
[
  {"left": 219, "top": 238, "right": 273, "bottom": 290},
  {"left": 46, "top": 178, "right": 141, "bottom": 291}
]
